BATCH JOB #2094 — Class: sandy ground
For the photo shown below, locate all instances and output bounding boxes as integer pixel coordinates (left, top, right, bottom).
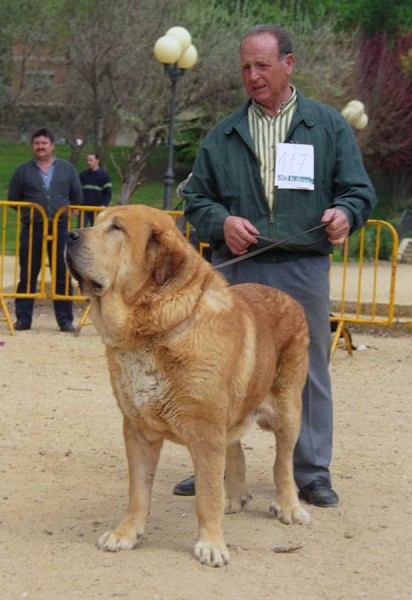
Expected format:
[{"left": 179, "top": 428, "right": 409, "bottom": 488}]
[
  {"left": 1, "top": 259, "right": 412, "bottom": 600},
  {"left": 0, "top": 298, "right": 411, "bottom": 600}
]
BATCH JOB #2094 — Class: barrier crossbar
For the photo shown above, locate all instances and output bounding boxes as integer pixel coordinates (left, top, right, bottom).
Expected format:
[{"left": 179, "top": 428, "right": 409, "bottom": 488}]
[{"left": 0, "top": 204, "right": 406, "bottom": 352}]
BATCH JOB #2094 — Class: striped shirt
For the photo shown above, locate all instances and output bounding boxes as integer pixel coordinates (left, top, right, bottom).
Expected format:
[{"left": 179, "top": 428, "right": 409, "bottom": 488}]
[{"left": 248, "top": 85, "right": 297, "bottom": 212}]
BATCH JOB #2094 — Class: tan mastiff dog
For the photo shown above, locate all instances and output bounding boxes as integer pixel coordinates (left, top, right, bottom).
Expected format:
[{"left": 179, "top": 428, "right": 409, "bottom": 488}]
[{"left": 65, "top": 205, "right": 310, "bottom": 567}]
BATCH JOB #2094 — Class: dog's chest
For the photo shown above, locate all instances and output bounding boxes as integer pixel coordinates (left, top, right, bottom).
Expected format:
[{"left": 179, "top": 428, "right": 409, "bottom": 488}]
[{"left": 111, "top": 349, "right": 170, "bottom": 419}]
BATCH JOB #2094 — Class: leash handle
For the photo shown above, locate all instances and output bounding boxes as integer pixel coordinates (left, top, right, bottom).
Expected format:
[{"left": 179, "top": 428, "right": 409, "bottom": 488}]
[{"left": 214, "top": 220, "right": 332, "bottom": 270}]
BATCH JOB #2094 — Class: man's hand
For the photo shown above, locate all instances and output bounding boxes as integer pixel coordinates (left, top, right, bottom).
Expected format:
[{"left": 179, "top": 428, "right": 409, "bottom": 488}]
[
  {"left": 223, "top": 216, "right": 260, "bottom": 255},
  {"left": 321, "top": 208, "right": 350, "bottom": 246}
]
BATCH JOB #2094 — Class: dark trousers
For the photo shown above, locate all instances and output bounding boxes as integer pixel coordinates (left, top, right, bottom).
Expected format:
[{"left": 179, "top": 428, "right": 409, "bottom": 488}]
[
  {"left": 16, "top": 222, "right": 73, "bottom": 327},
  {"left": 77, "top": 210, "right": 96, "bottom": 228}
]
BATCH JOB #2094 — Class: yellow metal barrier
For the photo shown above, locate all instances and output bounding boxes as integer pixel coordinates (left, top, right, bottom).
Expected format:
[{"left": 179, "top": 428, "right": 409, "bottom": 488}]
[
  {"left": 0, "top": 205, "right": 405, "bottom": 348},
  {"left": 167, "top": 210, "right": 212, "bottom": 258},
  {"left": 330, "top": 220, "right": 399, "bottom": 355},
  {"left": 167, "top": 210, "right": 192, "bottom": 239},
  {"left": 51, "top": 205, "right": 105, "bottom": 301},
  {"left": 0, "top": 202, "right": 105, "bottom": 334},
  {"left": 51, "top": 205, "right": 106, "bottom": 330},
  {"left": 0, "top": 201, "right": 49, "bottom": 334}
]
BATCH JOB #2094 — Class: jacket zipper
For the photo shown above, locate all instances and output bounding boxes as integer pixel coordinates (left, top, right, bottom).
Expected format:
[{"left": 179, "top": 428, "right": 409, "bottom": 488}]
[
  {"left": 234, "top": 124, "right": 276, "bottom": 239},
  {"left": 271, "top": 115, "right": 305, "bottom": 239}
]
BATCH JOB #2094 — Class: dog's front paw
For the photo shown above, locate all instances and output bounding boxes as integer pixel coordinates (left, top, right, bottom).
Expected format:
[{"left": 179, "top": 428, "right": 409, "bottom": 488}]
[
  {"left": 194, "top": 540, "right": 230, "bottom": 567},
  {"left": 96, "top": 529, "right": 139, "bottom": 552},
  {"left": 270, "top": 502, "right": 311, "bottom": 525}
]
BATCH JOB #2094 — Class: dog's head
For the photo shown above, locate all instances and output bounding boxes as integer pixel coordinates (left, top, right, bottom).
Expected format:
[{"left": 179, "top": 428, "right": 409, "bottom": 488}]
[
  {"left": 65, "top": 205, "right": 191, "bottom": 301},
  {"left": 65, "top": 205, "right": 216, "bottom": 340}
]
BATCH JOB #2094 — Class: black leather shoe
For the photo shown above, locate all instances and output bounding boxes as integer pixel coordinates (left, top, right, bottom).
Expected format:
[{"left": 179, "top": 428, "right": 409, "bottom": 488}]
[
  {"left": 173, "top": 475, "right": 195, "bottom": 496},
  {"left": 14, "top": 320, "right": 31, "bottom": 331},
  {"left": 60, "top": 323, "right": 76, "bottom": 333},
  {"left": 299, "top": 479, "right": 339, "bottom": 507}
]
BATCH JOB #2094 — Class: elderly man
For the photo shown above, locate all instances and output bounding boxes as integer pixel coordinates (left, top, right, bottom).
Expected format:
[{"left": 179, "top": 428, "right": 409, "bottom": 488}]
[{"left": 173, "top": 25, "right": 377, "bottom": 507}]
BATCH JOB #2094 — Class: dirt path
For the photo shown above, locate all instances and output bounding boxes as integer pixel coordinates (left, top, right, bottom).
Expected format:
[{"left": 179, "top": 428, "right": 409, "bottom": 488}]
[{"left": 1, "top": 304, "right": 412, "bottom": 600}]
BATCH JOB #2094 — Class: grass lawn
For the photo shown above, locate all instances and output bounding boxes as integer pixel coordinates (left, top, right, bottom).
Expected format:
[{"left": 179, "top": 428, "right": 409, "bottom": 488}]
[
  {"left": 0, "top": 140, "right": 184, "bottom": 207},
  {"left": 0, "top": 140, "right": 190, "bottom": 253}
]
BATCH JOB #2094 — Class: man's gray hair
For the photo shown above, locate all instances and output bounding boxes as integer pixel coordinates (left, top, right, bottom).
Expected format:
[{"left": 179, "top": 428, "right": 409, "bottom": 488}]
[{"left": 240, "top": 25, "right": 293, "bottom": 58}]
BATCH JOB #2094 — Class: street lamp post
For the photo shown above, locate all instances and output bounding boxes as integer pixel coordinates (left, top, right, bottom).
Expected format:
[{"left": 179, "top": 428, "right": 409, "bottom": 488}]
[{"left": 154, "top": 27, "right": 197, "bottom": 211}]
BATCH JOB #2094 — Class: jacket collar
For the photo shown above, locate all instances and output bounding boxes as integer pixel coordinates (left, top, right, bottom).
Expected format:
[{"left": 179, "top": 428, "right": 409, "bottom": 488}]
[
  {"left": 291, "top": 91, "right": 317, "bottom": 127},
  {"left": 224, "top": 90, "right": 317, "bottom": 136}
]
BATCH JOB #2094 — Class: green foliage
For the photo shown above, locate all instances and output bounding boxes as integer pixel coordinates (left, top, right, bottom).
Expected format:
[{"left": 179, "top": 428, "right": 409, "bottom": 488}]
[
  {"left": 335, "top": 0, "right": 412, "bottom": 37},
  {"left": 205, "top": 0, "right": 282, "bottom": 21},
  {"left": 0, "top": 0, "right": 65, "bottom": 51},
  {"left": 175, "top": 131, "right": 205, "bottom": 165},
  {"left": 400, "top": 48, "right": 412, "bottom": 78},
  {"left": 404, "top": 199, "right": 412, "bottom": 211},
  {"left": 348, "top": 221, "right": 397, "bottom": 260},
  {"left": 3, "top": 0, "right": 411, "bottom": 206}
]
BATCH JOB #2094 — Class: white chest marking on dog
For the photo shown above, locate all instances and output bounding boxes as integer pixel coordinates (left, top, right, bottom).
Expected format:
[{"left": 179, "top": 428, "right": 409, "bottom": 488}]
[{"left": 112, "top": 349, "right": 170, "bottom": 416}]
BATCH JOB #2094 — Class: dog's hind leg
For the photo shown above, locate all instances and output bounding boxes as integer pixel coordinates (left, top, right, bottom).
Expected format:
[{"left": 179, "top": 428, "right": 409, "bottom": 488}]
[
  {"left": 269, "top": 406, "right": 310, "bottom": 525},
  {"left": 97, "top": 416, "right": 163, "bottom": 552},
  {"left": 269, "top": 346, "right": 311, "bottom": 525},
  {"left": 225, "top": 441, "right": 252, "bottom": 514}
]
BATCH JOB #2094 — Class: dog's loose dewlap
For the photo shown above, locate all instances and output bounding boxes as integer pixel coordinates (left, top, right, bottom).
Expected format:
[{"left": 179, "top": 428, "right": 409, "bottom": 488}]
[{"left": 65, "top": 205, "right": 310, "bottom": 568}]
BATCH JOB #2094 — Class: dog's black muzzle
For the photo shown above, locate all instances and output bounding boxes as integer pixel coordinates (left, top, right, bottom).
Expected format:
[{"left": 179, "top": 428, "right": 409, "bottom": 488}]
[
  {"left": 66, "top": 229, "right": 82, "bottom": 247},
  {"left": 65, "top": 229, "right": 83, "bottom": 286}
]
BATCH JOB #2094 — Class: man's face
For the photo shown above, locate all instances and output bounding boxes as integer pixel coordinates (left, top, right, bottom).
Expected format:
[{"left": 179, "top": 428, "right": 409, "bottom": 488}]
[
  {"left": 87, "top": 155, "right": 99, "bottom": 170},
  {"left": 240, "top": 33, "right": 294, "bottom": 112},
  {"left": 32, "top": 136, "right": 54, "bottom": 161}
]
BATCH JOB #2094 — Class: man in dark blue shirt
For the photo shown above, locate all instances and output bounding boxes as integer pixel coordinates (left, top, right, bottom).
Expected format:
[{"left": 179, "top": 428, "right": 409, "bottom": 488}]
[{"left": 78, "top": 153, "right": 112, "bottom": 227}]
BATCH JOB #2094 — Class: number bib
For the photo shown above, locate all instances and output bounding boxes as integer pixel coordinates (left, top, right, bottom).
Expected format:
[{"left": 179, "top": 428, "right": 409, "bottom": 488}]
[{"left": 275, "top": 143, "right": 314, "bottom": 190}]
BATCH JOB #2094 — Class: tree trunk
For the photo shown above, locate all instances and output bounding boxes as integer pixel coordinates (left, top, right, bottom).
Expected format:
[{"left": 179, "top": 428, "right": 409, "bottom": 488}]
[
  {"left": 117, "top": 136, "right": 159, "bottom": 205},
  {"left": 387, "top": 169, "right": 412, "bottom": 214},
  {"left": 68, "top": 141, "right": 85, "bottom": 165},
  {"left": 117, "top": 169, "right": 142, "bottom": 205}
]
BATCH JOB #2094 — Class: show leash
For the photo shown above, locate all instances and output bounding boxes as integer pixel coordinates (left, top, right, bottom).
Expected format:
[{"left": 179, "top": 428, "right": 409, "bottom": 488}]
[{"left": 214, "top": 221, "right": 332, "bottom": 270}]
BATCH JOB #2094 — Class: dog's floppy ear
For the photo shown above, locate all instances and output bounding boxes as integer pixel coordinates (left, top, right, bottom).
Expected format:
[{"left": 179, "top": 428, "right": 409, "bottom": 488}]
[{"left": 152, "top": 227, "right": 186, "bottom": 285}]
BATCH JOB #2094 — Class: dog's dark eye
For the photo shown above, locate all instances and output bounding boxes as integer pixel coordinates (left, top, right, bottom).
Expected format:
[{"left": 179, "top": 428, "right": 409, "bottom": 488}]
[{"left": 111, "top": 221, "right": 123, "bottom": 231}]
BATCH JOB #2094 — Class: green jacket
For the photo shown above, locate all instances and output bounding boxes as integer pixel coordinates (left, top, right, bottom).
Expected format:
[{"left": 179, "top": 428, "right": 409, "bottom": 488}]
[{"left": 183, "top": 92, "right": 377, "bottom": 261}]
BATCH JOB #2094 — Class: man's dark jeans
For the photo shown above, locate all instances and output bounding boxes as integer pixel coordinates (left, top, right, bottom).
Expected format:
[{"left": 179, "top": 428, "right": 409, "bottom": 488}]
[
  {"left": 16, "top": 221, "right": 73, "bottom": 327},
  {"left": 77, "top": 210, "right": 96, "bottom": 228}
]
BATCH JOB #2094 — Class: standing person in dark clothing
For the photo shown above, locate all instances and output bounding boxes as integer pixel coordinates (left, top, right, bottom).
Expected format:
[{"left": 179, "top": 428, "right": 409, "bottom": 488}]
[
  {"left": 78, "top": 153, "right": 112, "bottom": 227},
  {"left": 8, "top": 127, "right": 83, "bottom": 332},
  {"left": 173, "top": 25, "right": 377, "bottom": 507}
]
